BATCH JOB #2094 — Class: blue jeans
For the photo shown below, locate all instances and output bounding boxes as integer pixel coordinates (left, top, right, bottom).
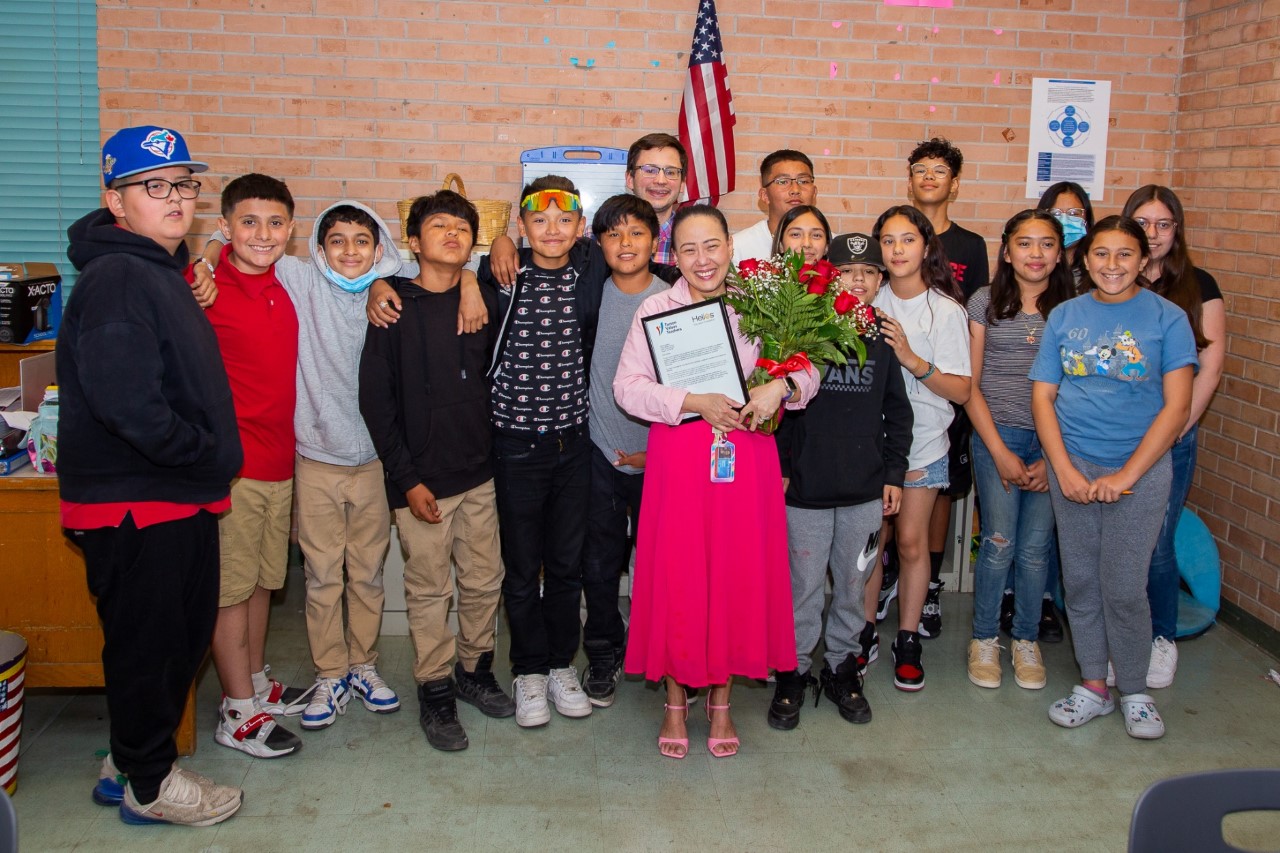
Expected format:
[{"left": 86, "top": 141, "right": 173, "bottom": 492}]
[
  {"left": 1147, "top": 424, "right": 1197, "bottom": 640},
  {"left": 971, "top": 425, "right": 1056, "bottom": 640}
]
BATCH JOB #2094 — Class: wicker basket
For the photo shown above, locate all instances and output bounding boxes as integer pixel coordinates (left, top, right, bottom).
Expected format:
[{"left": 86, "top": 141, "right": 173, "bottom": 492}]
[{"left": 397, "top": 173, "right": 512, "bottom": 248}]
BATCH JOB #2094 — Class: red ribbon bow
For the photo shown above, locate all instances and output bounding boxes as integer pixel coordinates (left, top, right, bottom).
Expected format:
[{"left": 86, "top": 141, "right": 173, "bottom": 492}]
[{"left": 756, "top": 352, "right": 812, "bottom": 377}]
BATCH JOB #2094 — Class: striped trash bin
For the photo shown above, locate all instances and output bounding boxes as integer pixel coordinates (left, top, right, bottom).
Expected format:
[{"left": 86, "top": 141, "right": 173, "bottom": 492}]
[{"left": 0, "top": 632, "right": 26, "bottom": 795}]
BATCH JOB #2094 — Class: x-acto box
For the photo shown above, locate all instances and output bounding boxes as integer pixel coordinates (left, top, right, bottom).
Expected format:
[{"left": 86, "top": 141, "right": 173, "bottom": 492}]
[{"left": 0, "top": 262, "right": 62, "bottom": 344}]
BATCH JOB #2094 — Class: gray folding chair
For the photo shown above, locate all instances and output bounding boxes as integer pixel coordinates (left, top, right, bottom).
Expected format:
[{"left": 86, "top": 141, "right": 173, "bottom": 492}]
[
  {"left": 1129, "top": 768, "right": 1280, "bottom": 853},
  {"left": 0, "top": 786, "right": 15, "bottom": 853}
]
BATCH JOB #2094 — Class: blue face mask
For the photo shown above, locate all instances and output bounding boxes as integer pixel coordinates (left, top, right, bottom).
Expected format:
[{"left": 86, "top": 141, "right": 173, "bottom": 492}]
[
  {"left": 321, "top": 265, "right": 379, "bottom": 293},
  {"left": 1055, "top": 213, "right": 1087, "bottom": 247}
]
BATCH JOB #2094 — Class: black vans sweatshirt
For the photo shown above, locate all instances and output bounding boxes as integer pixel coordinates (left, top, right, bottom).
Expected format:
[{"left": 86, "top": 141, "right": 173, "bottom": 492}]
[
  {"left": 776, "top": 320, "right": 914, "bottom": 509},
  {"left": 58, "top": 208, "right": 243, "bottom": 504},
  {"left": 359, "top": 276, "right": 500, "bottom": 507}
]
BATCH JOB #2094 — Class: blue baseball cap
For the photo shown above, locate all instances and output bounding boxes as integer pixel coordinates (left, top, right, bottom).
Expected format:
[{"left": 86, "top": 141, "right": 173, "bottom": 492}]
[{"left": 101, "top": 125, "right": 208, "bottom": 186}]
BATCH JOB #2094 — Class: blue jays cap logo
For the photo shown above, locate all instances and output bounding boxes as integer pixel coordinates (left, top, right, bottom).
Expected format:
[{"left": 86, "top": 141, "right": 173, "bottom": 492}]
[{"left": 141, "top": 128, "right": 179, "bottom": 160}]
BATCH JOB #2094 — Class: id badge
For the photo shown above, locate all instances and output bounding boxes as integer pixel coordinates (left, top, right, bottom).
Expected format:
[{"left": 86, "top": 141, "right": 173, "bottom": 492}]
[{"left": 710, "top": 431, "right": 736, "bottom": 483}]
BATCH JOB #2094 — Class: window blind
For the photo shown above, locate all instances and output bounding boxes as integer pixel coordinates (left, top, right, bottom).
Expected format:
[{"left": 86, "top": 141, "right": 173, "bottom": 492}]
[{"left": 0, "top": 0, "right": 99, "bottom": 293}]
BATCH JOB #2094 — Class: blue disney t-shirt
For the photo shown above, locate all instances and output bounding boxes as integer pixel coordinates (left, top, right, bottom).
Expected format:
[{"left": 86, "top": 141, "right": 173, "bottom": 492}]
[{"left": 1029, "top": 288, "right": 1198, "bottom": 468}]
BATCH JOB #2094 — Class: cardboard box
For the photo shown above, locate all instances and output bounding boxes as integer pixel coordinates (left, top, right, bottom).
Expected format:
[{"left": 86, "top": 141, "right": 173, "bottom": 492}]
[{"left": 0, "top": 263, "right": 62, "bottom": 345}]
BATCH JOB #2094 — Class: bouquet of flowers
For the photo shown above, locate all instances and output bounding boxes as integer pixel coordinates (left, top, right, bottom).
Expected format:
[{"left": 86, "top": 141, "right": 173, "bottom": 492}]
[{"left": 724, "top": 251, "right": 877, "bottom": 434}]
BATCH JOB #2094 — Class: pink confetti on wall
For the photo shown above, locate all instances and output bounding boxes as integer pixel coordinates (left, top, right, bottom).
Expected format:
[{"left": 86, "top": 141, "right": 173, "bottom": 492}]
[
  {"left": 823, "top": 148, "right": 831, "bottom": 155},
  {"left": 893, "top": 72, "right": 901, "bottom": 80},
  {"left": 932, "top": 26, "right": 939, "bottom": 33},
  {"left": 896, "top": 24, "right": 903, "bottom": 32},
  {"left": 884, "top": 0, "right": 953, "bottom": 7},
  {"left": 928, "top": 105, "right": 937, "bottom": 112},
  {"left": 830, "top": 62, "right": 839, "bottom": 79},
  {"left": 930, "top": 76, "right": 939, "bottom": 83},
  {"left": 993, "top": 72, "right": 1001, "bottom": 85},
  {"left": 993, "top": 28, "right": 1003, "bottom": 35},
  {"left": 832, "top": 21, "right": 842, "bottom": 28}
]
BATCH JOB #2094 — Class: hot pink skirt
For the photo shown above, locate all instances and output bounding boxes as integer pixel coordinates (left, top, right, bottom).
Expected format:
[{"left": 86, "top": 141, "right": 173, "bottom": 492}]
[{"left": 624, "top": 419, "right": 797, "bottom": 686}]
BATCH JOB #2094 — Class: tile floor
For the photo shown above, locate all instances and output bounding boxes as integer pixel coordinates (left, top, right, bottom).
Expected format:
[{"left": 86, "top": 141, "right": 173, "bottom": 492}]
[{"left": 10, "top": 570, "right": 1280, "bottom": 852}]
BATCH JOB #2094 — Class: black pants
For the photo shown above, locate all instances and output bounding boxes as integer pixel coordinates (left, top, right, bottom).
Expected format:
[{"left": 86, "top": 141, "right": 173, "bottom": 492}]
[
  {"left": 71, "top": 511, "right": 219, "bottom": 800},
  {"left": 581, "top": 444, "right": 644, "bottom": 654},
  {"left": 492, "top": 428, "right": 590, "bottom": 676}
]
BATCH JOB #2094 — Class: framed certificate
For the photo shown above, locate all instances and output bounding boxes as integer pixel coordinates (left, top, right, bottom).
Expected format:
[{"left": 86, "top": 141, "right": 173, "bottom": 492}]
[{"left": 641, "top": 297, "right": 750, "bottom": 420}]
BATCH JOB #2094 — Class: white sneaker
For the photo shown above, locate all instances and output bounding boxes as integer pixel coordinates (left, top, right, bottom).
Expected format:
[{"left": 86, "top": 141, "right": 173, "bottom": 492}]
[
  {"left": 1146, "top": 637, "right": 1178, "bottom": 689},
  {"left": 300, "top": 676, "right": 351, "bottom": 730},
  {"left": 119, "top": 766, "right": 242, "bottom": 827},
  {"left": 513, "top": 674, "right": 552, "bottom": 728},
  {"left": 547, "top": 667, "right": 593, "bottom": 718},
  {"left": 348, "top": 663, "right": 401, "bottom": 713}
]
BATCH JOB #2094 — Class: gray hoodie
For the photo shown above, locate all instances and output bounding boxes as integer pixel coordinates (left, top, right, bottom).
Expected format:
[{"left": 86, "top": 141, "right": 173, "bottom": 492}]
[{"left": 218, "top": 200, "right": 406, "bottom": 466}]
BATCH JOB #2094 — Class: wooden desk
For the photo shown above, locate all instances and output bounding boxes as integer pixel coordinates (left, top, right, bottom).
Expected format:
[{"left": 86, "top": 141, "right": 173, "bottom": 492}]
[
  {"left": 0, "top": 340, "right": 55, "bottom": 388},
  {"left": 0, "top": 468, "right": 196, "bottom": 755}
]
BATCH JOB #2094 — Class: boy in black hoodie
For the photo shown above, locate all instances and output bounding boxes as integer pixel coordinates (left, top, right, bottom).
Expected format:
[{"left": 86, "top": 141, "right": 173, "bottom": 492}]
[
  {"left": 358, "top": 191, "right": 508, "bottom": 752},
  {"left": 59, "top": 126, "right": 244, "bottom": 826},
  {"left": 769, "top": 233, "right": 914, "bottom": 730}
]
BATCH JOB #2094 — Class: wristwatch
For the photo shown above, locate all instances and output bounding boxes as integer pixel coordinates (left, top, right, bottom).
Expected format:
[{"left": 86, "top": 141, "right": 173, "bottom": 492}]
[{"left": 781, "top": 375, "right": 799, "bottom": 401}]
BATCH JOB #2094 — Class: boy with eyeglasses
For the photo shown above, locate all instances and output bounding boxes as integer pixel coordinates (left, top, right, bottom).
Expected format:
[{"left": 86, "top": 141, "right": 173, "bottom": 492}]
[
  {"left": 477, "top": 176, "right": 611, "bottom": 727},
  {"left": 60, "top": 126, "right": 244, "bottom": 826},
  {"left": 732, "top": 149, "right": 818, "bottom": 264}
]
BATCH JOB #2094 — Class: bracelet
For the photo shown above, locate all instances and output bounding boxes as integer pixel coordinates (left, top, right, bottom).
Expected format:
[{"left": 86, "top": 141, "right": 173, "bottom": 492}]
[
  {"left": 195, "top": 258, "right": 215, "bottom": 275},
  {"left": 916, "top": 361, "right": 936, "bottom": 381}
]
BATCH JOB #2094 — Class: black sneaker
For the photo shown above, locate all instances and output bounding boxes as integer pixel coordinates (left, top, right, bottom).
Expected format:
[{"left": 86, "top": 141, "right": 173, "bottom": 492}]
[
  {"left": 855, "top": 621, "right": 879, "bottom": 678},
  {"left": 819, "top": 655, "right": 872, "bottom": 724},
  {"left": 918, "top": 580, "right": 944, "bottom": 639},
  {"left": 455, "top": 651, "right": 516, "bottom": 718},
  {"left": 875, "top": 563, "right": 899, "bottom": 623},
  {"left": 891, "top": 630, "right": 925, "bottom": 692},
  {"left": 418, "top": 678, "right": 468, "bottom": 751},
  {"left": 767, "top": 669, "right": 816, "bottom": 730},
  {"left": 998, "top": 589, "right": 1015, "bottom": 636},
  {"left": 1039, "top": 597, "right": 1065, "bottom": 643},
  {"left": 582, "top": 641, "right": 623, "bottom": 708}
]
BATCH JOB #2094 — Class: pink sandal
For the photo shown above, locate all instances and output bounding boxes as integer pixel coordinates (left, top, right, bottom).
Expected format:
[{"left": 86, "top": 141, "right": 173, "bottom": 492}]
[
  {"left": 658, "top": 702, "right": 689, "bottom": 759},
  {"left": 705, "top": 702, "right": 739, "bottom": 758}
]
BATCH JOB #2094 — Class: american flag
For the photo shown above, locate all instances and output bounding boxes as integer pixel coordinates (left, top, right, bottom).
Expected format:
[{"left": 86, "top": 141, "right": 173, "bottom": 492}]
[{"left": 677, "top": 0, "right": 736, "bottom": 207}]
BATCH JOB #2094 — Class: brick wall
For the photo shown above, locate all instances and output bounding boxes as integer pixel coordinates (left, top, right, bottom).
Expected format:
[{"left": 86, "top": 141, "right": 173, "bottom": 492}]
[
  {"left": 1175, "top": 0, "right": 1280, "bottom": 631},
  {"left": 96, "top": 0, "right": 1184, "bottom": 245}
]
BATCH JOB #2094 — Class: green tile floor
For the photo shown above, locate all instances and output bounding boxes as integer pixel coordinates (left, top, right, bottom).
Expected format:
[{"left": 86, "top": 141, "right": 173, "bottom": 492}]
[{"left": 11, "top": 569, "right": 1280, "bottom": 852}]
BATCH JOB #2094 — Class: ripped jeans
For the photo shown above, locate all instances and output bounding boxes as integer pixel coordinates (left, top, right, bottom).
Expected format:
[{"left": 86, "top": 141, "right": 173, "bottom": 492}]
[{"left": 971, "top": 424, "right": 1056, "bottom": 640}]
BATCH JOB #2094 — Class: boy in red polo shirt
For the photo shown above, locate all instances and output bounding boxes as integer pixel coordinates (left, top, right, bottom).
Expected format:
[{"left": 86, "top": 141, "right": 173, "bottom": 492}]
[{"left": 200, "top": 174, "right": 305, "bottom": 758}]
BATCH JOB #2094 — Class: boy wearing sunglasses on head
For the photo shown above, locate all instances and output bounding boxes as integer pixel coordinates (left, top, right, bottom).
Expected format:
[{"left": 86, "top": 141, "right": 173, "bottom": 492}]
[{"left": 478, "top": 176, "right": 612, "bottom": 728}]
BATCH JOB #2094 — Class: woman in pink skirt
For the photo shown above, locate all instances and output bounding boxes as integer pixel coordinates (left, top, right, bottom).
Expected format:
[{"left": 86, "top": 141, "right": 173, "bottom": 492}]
[{"left": 613, "top": 205, "right": 818, "bottom": 758}]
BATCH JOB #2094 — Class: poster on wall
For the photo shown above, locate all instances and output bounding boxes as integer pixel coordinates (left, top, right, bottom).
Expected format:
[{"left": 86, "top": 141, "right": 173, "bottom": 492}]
[{"left": 1024, "top": 78, "right": 1112, "bottom": 201}]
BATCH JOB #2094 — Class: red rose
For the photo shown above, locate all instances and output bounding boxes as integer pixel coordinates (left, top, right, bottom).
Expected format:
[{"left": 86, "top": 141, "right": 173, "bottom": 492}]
[
  {"left": 800, "top": 259, "right": 840, "bottom": 295},
  {"left": 834, "top": 291, "right": 857, "bottom": 315},
  {"left": 738, "top": 258, "right": 762, "bottom": 277},
  {"left": 806, "top": 278, "right": 829, "bottom": 295}
]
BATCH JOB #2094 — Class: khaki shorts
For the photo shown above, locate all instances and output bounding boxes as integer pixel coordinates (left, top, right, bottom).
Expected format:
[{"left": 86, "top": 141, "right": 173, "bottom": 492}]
[{"left": 218, "top": 477, "right": 294, "bottom": 606}]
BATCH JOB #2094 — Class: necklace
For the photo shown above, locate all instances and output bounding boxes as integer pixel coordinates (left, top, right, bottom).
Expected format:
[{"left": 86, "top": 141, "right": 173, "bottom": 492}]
[{"left": 1022, "top": 314, "right": 1042, "bottom": 344}]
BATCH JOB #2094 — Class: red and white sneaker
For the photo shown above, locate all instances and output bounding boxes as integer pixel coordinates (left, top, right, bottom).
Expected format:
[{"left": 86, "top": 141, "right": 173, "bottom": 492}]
[{"left": 214, "top": 698, "right": 303, "bottom": 759}]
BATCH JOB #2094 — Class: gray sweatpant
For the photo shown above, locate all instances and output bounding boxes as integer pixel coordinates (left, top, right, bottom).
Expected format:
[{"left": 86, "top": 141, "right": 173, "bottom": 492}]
[
  {"left": 1047, "top": 452, "right": 1172, "bottom": 696},
  {"left": 786, "top": 500, "right": 883, "bottom": 674}
]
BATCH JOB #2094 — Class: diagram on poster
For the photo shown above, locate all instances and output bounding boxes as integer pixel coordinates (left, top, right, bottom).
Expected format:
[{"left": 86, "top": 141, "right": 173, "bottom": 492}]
[{"left": 1025, "top": 78, "right": 1111, "bottom": 200}]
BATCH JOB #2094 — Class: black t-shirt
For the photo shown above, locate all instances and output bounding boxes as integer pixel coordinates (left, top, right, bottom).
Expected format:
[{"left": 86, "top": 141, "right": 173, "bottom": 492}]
[
  {"left": 938, "top": 222, "right": 990, "bottom": 301},
  {"left": 1148, "top": 266, "right": 1223, "bottom": 304},
  {"left": 490, "top": 263, "right": 588, "bottom": 435}
]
